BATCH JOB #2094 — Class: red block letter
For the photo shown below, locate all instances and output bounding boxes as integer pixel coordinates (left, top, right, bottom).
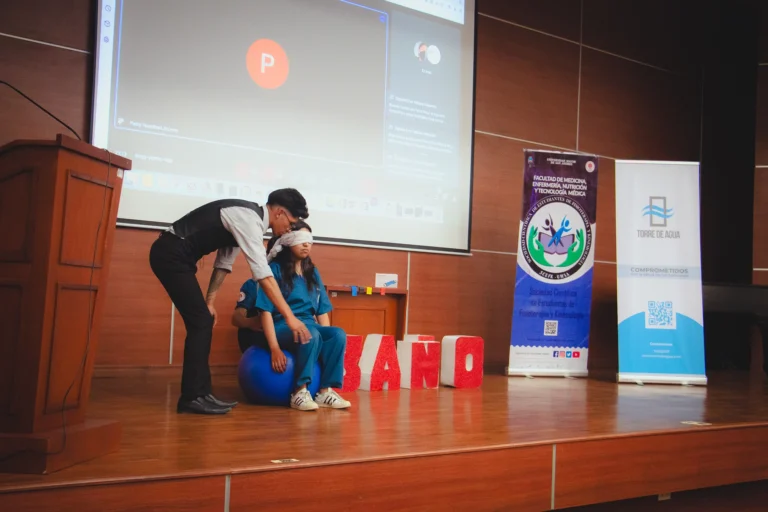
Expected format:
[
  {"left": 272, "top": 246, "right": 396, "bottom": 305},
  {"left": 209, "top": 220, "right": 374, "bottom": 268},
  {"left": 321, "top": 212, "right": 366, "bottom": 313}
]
[
  {"left": 341, "top": 335, "right": 363, "bottom": 392},
  {"left": 440, "top": 336, "right": 484, "bottom": 388},
  {"left": 360, "top": 334, "right": 401, "bottom": 391},
  {"left": 397, "top": 338, "right": 440, "bottom": 389}
]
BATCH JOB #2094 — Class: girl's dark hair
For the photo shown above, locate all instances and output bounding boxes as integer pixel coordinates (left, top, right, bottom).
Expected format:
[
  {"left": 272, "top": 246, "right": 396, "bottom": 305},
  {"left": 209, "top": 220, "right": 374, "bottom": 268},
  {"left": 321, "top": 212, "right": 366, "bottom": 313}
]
[{"left": 267, "top": 220, "right": 318, "bottom": 295}]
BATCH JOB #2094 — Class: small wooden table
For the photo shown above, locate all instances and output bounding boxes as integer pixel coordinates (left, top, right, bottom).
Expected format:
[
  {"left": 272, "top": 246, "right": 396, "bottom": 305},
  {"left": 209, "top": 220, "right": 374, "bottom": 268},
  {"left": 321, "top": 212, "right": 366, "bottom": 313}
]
[{"left": 325, "top": 285, "right": 408, "bottom": 341}]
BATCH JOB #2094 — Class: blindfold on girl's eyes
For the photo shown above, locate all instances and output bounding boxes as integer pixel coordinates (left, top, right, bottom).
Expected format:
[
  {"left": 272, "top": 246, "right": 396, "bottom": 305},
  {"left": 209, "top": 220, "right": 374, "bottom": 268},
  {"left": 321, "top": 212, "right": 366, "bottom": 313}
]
[
  {"left": 286, "top": 231, "right": 313, "bottom": 245},
  {"left": 267, "top": 230, "right": 314, "bottom": 262}
]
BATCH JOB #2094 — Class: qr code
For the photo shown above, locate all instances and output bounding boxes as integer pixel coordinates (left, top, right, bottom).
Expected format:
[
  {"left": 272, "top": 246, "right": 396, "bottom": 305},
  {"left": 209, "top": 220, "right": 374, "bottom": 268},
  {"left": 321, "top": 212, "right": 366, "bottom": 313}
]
[
  {"left": 647, "top": 301, "right": 674, "bottom": 329},
  {"left": 544, "top": 320, "right": 558, "bottom": 336}
]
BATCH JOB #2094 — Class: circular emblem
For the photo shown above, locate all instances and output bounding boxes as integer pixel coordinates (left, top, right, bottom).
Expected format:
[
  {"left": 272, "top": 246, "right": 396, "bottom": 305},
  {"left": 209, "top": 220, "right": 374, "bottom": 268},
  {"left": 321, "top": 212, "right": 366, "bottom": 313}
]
[
  {"left": 520, "top": 195, "right": 592, "bottom": 280},
  {"left": 238, "top": 292, "right": 246, "bottom": 302},
  {"left": 585, "top": 161, "right": 595, "bottom": 173},
  {"left": 246, "top": 39, "right": 290, "bottom": 90}
]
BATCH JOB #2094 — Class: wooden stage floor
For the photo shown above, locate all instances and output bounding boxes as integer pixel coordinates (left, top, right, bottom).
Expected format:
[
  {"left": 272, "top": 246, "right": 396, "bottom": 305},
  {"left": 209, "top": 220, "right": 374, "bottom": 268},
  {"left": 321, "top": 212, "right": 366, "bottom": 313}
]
[{"left": 1, "top": 373, "right": 767, "bottom": 511}]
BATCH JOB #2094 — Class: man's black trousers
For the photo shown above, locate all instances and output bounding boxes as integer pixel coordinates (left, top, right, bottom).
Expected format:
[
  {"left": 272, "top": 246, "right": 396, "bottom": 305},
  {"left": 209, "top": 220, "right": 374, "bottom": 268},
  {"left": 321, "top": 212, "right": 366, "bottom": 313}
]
[{"left": 149, "top": 232, "right": 213, "bottom": 400}]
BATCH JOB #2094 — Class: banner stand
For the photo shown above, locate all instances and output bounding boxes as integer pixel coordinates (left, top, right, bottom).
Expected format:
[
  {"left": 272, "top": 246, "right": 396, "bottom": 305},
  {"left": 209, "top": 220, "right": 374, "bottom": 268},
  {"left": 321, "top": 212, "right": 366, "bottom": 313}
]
[
  {"left": 615, "top": 160, "right": 707, "bottom": 386},
  {"left": 507, "top": 368, "right": 587, "bottom": 378},
  {"left": 616, "top": 373, "right": 707, "bottom": 386},
  {"left": 507, "top": 150, "right": 599, "bottom": 378}
]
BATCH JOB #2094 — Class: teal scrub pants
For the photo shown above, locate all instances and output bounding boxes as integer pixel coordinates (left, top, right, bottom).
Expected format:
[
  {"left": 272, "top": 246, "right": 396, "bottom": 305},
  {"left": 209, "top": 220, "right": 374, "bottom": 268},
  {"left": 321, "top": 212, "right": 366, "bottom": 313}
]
[{"left": 272, "top": 322, "right": 347, "bottom": 390}]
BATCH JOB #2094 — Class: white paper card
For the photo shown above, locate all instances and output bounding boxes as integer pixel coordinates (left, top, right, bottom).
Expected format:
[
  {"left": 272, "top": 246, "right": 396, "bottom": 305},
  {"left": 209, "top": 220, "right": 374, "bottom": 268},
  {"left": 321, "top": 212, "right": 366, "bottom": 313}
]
[{"left": 375, "top": 273, "right": 398, "bottom": 288}]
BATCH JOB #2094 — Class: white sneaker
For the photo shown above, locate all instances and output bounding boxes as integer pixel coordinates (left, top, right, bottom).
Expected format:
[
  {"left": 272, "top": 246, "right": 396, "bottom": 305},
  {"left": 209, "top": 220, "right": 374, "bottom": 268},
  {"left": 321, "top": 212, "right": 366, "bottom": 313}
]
[
  {"left": 290, "top": 388, "right": 318, "bottom": 411},
  {"left": 315, "top": 389, "right": 352, "bottom": 409}
]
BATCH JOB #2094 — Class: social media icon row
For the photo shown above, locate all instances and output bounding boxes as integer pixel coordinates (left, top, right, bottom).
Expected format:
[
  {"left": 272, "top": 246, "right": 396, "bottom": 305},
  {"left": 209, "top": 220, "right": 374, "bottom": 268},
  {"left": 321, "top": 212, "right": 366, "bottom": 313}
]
[{"left": 552, "top": 351, "right": 580, "bottom": 358}]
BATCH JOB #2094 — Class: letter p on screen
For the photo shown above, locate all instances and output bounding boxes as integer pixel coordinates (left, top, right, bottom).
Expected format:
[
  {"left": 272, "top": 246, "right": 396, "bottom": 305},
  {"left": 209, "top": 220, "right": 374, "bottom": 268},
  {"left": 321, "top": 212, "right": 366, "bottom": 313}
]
[
  {"left": 246, "top": 39, "right": 289, "bottom": 89},
  {"left": 261, "top": 53, "right": 275, "bottom": 73}
]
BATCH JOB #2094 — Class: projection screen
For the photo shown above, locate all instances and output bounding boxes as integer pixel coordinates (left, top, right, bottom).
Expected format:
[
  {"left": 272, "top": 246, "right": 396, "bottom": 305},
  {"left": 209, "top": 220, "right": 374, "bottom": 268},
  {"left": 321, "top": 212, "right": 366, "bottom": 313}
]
[{"left": 92, "top": 0, "right": 477, "bottom": 253}]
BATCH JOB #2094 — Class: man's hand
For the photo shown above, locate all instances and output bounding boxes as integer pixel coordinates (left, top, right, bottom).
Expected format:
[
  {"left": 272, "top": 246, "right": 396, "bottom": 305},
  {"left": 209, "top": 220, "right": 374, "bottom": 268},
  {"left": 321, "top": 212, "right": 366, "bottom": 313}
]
[
  {"left": 271, "top": 348, "right": 287, "bottom": 373},
  {"left": 207, "top": 302, "right": 218, "bottom": 327},
  {"left": 205, "top": 268, "right": 228, "bottom": 327},
  {"left": 287, "top": 316, "right": 311, "bottom": 344}
]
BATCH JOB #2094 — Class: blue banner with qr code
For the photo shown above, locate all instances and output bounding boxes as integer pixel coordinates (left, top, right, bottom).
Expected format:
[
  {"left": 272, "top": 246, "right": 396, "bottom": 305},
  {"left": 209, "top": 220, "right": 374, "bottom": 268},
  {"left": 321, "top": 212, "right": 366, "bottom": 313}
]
[
  {"left": 614, "top": 160, "right": 707, "bottom": 385},
  {"left": 507, "top": 150, "right": 599, "bottom": 377}
]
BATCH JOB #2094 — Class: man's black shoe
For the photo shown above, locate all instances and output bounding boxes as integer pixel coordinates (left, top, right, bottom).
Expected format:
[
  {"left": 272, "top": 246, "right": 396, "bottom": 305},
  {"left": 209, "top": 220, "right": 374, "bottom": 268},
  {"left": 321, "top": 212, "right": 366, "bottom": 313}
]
[
  {"left": 177, "top": 396, "right": 231, "bottom": 415},
  {"left": 205, "top": 394, "right": 238, "bottom": 408}
]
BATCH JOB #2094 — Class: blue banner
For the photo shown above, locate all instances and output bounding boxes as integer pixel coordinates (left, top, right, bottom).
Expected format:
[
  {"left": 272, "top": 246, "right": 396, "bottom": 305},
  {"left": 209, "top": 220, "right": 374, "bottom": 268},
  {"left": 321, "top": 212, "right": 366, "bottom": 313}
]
[{"left": 508, "top": 150, "right": 598, "bottom": 377}]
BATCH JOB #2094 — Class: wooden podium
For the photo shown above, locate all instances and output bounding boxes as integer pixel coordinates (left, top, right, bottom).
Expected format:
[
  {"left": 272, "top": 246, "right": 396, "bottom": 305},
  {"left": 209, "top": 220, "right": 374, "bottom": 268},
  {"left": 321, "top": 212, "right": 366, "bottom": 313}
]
[{"left": 0, "top": 134, "right": 131, "bottom": 474}]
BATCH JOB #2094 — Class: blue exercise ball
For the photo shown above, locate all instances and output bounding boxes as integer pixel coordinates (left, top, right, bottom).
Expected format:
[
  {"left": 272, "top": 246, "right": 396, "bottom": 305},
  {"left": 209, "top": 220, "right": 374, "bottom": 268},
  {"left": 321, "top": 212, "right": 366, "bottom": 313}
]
[{"left": 238, "top": 346, "right": 321, "bottom": 406}]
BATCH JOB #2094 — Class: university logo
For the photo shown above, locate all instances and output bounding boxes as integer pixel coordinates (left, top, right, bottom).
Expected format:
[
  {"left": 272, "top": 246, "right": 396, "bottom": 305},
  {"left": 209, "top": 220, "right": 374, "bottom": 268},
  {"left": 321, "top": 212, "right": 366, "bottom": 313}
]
[
  {"left": 641, "top": 196, "right": 674, "bottom": 227},
  {"left": 521, "top": 195, "right": 592, "bottom": 280}
]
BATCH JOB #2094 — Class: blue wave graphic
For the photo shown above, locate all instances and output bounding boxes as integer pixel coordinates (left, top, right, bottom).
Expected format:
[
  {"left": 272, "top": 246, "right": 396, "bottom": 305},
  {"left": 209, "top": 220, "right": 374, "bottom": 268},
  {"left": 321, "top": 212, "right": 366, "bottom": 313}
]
[{"left": 641, "top": 205, "right": 674, "bottom": 219}]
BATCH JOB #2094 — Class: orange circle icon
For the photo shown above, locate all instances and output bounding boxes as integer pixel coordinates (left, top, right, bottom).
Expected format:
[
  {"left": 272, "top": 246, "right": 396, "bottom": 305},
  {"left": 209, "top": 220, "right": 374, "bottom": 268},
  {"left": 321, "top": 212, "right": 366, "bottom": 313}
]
[{"left": 246, "top": 39, "right": 289, "bottom": 89}]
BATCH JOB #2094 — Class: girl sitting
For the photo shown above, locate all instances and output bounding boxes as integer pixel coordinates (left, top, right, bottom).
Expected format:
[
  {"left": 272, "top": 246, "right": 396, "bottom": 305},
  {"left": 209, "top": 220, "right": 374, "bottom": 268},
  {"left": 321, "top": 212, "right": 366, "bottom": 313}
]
[{"left": 253, "top": 221, "right": 351, "bottom": 411}]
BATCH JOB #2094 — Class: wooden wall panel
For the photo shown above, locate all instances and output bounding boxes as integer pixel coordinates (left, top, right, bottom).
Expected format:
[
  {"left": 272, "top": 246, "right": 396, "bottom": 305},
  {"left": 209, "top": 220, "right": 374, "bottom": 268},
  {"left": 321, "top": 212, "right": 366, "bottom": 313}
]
[
  {"left": 97, "top": 228, "right": 171, "bottom": 367},
  {"left": 0, "top": 476, "right": 225, "bottom": 512},
  {"left": 0, "top": 37, "right": 92, "bottom": 146},
  {"left": 477, "top": 0, "right": 582, "bottom": 41},
  {"left": 760, "top": 5, "right": 768, "bottom": 64},
  {"left": 754, "top": 169, "right": 768, "bottom": 269},
  {"left": 471, "top": 134, "right": 526, "bottom": 252},
  {"left": 230, "top": 446, "right": 552, "bottom": 512},
  {"left": 756, "top": 68, "right": 768, "bottom": 166},
  {"left": 754, "top": 20, "right": 767, "bottom": 281},
  {"left": 587, "top": 262, "right": 618, "bottom": 373},
  {"left": 311, "top": 243, "right": 408, "bottom": 288},
  {"left": 408, "top": 251, "right": 515, "bottom": 371},
  {"left": 474, "top": 15, "right": 580, "bottom": 149},
  {"left": 0, "top": 0, "right": 95, "bottom": 52},
  {"left": 594, "top": 158, "right": 616, "bottom": 262},
  {"left": 582, "top": 0, "right": 696, "bottom": 73},
  {"left": 555, "top": 426, "right": 768, "bottom": 509},
  {"left": 579, "top": 48, "right": 700, "bottom": 161}
]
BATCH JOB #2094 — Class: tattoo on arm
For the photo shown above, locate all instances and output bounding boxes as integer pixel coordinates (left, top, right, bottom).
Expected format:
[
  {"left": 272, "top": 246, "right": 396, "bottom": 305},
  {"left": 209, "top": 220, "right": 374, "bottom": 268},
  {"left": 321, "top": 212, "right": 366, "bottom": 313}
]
[{"left": 205, "top": 268, "right": 228, "bottom": 303}]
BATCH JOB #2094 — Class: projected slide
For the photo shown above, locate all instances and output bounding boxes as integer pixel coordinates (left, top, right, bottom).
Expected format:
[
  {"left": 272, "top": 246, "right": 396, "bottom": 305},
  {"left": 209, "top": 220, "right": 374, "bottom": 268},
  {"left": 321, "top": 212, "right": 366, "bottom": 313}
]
[{"left": 93, "top": 0, "right": 476, "bottom": 252}]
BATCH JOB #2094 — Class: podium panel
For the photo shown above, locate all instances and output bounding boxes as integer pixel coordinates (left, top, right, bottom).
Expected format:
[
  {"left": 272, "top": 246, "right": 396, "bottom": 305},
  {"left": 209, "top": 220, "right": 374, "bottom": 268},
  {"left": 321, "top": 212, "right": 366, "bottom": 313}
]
[{"left": 0, "top": 134, "right": 131, "bottom": 473}]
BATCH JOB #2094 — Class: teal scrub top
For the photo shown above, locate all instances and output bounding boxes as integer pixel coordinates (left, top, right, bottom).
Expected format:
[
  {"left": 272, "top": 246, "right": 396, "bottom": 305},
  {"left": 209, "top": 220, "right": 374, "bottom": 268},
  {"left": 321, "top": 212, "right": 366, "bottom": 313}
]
[{"left": 253, "top": 262, "right": 332, "bottom": 325}]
